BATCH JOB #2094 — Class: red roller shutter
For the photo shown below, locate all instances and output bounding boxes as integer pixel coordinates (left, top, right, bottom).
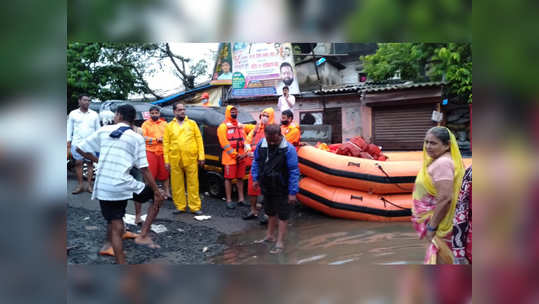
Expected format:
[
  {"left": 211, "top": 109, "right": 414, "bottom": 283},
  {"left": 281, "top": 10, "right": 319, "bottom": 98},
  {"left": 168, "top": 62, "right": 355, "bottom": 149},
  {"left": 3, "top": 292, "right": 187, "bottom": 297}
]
[{"left": 372, "top": 103, "right": 436, "bottom": 150}]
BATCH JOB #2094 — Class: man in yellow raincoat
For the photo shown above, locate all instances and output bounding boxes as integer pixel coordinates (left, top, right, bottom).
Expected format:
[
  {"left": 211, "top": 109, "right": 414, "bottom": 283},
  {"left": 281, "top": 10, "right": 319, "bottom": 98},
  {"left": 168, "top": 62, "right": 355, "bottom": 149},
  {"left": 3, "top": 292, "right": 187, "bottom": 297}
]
[
  {"left": 163, "top": 102, "right": 205, "bottom": 215},
  {"left": 217, "top": 105, "right": 247, "bottom": 209}
]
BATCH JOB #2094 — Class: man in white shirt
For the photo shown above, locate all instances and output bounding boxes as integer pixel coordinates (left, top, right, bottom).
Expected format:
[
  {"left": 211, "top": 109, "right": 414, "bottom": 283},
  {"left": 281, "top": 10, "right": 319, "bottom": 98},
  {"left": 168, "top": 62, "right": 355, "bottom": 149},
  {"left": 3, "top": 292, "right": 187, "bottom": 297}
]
[
  {"left": 67, "top": 95, "right": 100, "bottom": 194},
  {"left": 76, "top": 104, "right": 165, "bottom": 264},
  {"left": 277, "top": 86, "right": 295, "bottom": 114}
]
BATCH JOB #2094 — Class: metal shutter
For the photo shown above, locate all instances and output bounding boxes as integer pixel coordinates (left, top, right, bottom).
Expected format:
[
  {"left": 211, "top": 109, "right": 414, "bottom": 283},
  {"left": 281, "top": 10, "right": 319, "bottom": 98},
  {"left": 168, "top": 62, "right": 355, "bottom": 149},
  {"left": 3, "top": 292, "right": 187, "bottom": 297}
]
[
  {"left": 373, "top": 104, "right": 436, "bottom": 150},
  {"left": 323, "top": 108, "right": 342, "bottom": 144}
]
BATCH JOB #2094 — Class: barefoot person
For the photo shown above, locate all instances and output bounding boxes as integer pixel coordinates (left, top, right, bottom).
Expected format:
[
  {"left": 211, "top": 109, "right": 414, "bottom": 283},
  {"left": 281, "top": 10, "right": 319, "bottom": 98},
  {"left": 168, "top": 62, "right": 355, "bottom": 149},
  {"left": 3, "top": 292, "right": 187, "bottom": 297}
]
[
  {"left": 67, "top": 94, "right": 100, "bottom": 194},
  {"left": 251, "top": 124, "right": 300, "bottom": 254},
  {"left": 76, "top": 104, "right": 165, "bottom": 264}
]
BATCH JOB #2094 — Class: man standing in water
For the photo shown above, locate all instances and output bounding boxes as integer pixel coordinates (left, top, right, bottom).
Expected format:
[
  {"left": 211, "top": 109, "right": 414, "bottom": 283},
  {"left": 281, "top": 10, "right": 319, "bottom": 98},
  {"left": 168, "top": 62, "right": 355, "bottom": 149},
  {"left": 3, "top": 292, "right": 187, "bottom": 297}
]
[
  {"left": 251, "top": 124, "right": 299, "bottom": 254},
  {"left": 76, "top": 104, "right": 165, "bottom": 264}
]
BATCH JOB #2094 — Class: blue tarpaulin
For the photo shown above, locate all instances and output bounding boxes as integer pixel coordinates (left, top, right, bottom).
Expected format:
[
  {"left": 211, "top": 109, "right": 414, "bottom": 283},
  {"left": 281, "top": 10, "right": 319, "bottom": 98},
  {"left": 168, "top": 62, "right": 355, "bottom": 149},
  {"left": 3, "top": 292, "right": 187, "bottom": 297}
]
[
  {"left": 230, "top": 87, "right": 276, "bottom": 98},
  {"left": 151, "top": 84, "right": 212, "bottom": 105}
]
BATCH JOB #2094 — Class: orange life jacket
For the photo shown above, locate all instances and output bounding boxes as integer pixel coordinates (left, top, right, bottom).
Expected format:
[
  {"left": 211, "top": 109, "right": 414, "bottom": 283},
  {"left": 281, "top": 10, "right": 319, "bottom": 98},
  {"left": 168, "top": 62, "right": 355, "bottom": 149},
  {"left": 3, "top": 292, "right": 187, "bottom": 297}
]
[{"left": 225, "top": 122, "right": 245, "bottom": 151}]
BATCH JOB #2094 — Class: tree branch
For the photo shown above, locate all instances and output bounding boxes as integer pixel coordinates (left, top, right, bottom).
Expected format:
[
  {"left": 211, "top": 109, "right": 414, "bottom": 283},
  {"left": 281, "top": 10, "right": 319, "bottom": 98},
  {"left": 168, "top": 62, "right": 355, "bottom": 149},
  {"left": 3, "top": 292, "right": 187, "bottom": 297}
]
[
  {"left": 164, "top": 43, "right": 193, "bottom": 89},
  {"left": 131, "top": 64, "right": 163, "bottom": 99},
  {"left": 165, "top": 44, "right": 188, "bottom": 78}
]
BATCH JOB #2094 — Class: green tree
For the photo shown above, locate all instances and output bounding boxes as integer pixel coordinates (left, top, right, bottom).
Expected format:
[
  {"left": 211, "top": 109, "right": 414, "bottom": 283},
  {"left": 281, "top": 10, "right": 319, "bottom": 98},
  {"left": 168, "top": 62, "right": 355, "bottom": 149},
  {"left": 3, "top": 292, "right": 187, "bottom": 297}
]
[
  {"left": 67, "top": 42, "right": 209, "bottom": 112},
  {"left": 361, "top": 43, "right": 472, "bottom": 103},
  {"left": 67, "top": 42, "right": 162, "bottom": 112}
]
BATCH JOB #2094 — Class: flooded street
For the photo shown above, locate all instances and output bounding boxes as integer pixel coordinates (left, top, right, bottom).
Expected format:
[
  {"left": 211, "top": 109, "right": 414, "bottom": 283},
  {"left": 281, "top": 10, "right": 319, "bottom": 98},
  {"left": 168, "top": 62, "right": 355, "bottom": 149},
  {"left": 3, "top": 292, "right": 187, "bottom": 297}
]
[
  {"left": 212, "top": 208, "right": 425, "bottom": 265},
  {"left": 68, "top": 173, "right": 425, "bottom": 265}
]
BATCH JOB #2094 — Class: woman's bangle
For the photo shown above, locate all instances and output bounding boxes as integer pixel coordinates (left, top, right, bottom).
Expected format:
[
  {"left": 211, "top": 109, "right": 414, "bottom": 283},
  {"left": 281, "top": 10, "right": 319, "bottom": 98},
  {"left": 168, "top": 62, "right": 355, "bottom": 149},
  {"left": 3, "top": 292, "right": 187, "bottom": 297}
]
[{"left": 426, "top": 223, "right": 437, "bottom": 232}]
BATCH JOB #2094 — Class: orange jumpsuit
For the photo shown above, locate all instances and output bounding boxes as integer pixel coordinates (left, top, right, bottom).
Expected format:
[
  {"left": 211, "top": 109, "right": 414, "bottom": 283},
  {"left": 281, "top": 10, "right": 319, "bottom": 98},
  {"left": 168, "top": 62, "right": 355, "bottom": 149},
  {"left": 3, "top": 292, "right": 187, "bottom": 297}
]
[
  {"left": 245, "top": 108, "right": 275, "bottom": 195},
  {"left": 281, "top": 122, "right": 301, "bottom": 149},
  {"left": 141, "top": 118, "right": 168, "bottom": 180},
  {"left": 217, "top": 105, "right": 247, "bottom": 179}
]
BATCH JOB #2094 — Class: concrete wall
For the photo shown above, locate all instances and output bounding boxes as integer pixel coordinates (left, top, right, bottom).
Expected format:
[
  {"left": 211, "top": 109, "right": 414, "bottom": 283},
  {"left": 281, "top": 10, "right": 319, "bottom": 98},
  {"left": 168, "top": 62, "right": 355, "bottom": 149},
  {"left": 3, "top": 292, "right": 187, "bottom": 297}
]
[
  {"left": 295, "top": 61, "right": 342, "bottom": 92},
  {"left": 233, "top": 98, "right": 279, "bottom": 123},
  {"left": 340, "top": 61, "right": 362, "bottom": 84},
  {"left": 360, "top": 104, "right": 372, "bottom": 142}
]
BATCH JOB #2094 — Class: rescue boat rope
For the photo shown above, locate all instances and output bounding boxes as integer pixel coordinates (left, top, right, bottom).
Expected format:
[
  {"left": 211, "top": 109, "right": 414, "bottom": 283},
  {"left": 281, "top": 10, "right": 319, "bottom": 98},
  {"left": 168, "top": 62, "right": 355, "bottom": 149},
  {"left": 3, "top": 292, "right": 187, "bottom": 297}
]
[
  {"left": 380, "top": 197, "right": 409, "bottom": 210},
  {"left": 375, "top": 163, "right": 410, "bottom": 192}
]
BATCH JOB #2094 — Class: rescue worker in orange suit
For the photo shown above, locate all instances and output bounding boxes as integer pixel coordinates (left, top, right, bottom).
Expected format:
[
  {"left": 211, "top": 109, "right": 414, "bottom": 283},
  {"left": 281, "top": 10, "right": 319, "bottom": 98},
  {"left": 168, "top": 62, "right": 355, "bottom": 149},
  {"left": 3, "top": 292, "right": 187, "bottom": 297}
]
[
  {"left": 137, "top": 105, "right": 171, "bottom": 225},
  {"left": 280, "top": 109, "right": 301, "bottom": 149},
  {"left": 217, "top": 105, "right": 247, "bottom": 209},
  {"left": 243, "top": 107, "right": 275, "bottom": 221},
  {"left": 200, "top": 92, "right": 210, "bottom": 107},
  {"left": 163, "top": 102, "right": 205, "bottom": 215}
]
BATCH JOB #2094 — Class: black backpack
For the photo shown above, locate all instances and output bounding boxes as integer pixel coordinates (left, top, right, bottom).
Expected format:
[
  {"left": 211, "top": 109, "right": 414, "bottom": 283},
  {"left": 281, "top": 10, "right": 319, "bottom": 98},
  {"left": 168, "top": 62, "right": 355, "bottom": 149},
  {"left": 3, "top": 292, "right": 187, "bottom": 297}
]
[{"left": 258, "top": 144, "right": 289, "bottom": 196}]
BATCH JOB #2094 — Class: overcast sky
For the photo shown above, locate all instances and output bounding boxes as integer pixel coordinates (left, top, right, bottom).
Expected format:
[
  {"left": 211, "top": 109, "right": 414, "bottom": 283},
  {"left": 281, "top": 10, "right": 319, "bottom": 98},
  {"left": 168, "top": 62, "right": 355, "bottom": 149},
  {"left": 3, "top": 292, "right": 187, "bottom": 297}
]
[{"left": 130, "top": 43, "right": 219, "bottom": 99}]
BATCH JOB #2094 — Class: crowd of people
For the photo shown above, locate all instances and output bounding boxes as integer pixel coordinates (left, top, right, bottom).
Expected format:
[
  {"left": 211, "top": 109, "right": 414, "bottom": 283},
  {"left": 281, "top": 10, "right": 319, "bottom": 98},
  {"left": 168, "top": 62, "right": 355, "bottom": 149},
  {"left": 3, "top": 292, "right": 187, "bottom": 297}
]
[
  {"left": 68, "top": 94, "right": 301, "bottom": 264},
  {"left": 68, "top": 93, "right": 472, "bottom": 265}
]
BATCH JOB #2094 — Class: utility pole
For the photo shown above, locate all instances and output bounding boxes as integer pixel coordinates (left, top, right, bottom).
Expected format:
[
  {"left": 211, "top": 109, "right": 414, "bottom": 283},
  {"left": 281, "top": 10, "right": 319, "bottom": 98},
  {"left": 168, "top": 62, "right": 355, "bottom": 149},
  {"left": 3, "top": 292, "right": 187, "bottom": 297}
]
[{"left": 311, "top": 44, "right": 326, "bottom": 114}]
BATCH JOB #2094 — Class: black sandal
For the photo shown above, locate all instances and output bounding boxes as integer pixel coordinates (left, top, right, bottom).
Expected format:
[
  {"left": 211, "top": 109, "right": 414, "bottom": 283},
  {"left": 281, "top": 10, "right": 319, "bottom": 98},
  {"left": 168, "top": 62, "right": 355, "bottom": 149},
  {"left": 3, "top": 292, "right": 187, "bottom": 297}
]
[
  {"left": 242, "top": 212, "right": 258, "bottom": 220},
  {"left": 254, "top": 237, "right": 275, "bottom": 244},
  {"left": 269, "top": 245, "right": 284, "bottom": 254}
]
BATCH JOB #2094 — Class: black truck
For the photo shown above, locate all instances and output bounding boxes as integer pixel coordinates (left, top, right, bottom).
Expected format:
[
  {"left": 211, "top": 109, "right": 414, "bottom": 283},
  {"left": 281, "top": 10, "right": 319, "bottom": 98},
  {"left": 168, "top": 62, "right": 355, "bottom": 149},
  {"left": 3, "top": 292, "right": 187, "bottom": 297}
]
[{"left": 75, "top": 100, "right": 255, "bottom": 198}]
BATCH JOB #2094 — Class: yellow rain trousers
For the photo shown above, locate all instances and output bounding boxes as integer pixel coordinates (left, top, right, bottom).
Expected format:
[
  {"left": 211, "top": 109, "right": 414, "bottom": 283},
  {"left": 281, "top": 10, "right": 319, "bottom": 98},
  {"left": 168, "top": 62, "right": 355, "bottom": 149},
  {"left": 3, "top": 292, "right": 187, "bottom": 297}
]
[{"left": 163, "top": 116, "right": 205, "bottom": 212}]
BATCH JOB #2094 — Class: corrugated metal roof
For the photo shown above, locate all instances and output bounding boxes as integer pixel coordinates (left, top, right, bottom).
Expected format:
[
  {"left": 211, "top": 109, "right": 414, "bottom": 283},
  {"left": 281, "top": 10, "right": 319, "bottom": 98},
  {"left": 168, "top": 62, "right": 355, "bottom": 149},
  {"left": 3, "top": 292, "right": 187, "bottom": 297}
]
[
  {"left": 312, "top": 84, "right": 363, "bottom": 94},
  {"left": 362, "top": 81, "right": 445, "bottom": 93},
  {"left": 313, "top": 81, "right": 445, "bottom": 95}
]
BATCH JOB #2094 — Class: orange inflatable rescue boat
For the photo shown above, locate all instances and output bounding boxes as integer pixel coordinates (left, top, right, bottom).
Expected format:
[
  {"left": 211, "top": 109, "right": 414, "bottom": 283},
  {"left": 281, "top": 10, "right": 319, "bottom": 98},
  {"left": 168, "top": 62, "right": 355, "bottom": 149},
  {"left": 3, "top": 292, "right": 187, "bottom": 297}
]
[
  {"left": 298, "top": 146, "right": 472, "bottom": 194},
  {"left": 298, "top": 146, "right": 419, "bottom": 194},
  {"left": 297, "top": 177, "right": 412, "bottom": 222}
]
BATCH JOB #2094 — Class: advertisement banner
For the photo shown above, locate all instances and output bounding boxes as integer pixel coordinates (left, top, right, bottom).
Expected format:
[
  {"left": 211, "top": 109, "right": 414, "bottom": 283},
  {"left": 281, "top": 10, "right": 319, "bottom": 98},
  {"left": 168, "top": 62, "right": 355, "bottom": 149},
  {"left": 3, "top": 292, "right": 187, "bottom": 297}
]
[
  {"left": 210, "top": 43, "right": 233, "bottom": 85},
  {"left": 231, "top": 42, "right": 300, "bottom": 96}
]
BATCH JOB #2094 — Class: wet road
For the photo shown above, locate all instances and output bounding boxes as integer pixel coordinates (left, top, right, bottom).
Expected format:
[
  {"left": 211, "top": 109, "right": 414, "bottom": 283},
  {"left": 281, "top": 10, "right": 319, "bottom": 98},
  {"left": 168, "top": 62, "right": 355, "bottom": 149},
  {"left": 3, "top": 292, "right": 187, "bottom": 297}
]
[
  {"left": 212, "top": 211, "right": 425, "bottom": 265},
  {"left": 68, "top": 170, "right": 425, "bottom": 264}
]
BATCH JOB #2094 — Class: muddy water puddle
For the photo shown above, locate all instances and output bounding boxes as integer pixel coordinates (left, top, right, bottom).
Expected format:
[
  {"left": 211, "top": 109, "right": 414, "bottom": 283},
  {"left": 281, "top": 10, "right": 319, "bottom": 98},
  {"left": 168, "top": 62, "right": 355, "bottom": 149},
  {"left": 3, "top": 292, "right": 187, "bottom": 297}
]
[{"left": 212, "top": 214, "right": 425, "bottom": 265}]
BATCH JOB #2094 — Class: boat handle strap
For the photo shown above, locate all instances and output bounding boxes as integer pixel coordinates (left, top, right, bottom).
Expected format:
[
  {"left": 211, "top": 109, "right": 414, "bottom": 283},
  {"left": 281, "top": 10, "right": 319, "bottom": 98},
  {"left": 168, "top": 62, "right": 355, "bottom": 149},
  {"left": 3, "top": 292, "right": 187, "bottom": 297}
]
[
  {"left": 347, "top": 162, "right": 361, "bottom": 167},
  {"left": 380, "top": 197, "right": 409, "bottom": 210},
  {"left": 350, "top": 195, "right": 363, "bottom": 201},
  {"left": 375, "top": 163, "right": 410, "bottom": 192}
]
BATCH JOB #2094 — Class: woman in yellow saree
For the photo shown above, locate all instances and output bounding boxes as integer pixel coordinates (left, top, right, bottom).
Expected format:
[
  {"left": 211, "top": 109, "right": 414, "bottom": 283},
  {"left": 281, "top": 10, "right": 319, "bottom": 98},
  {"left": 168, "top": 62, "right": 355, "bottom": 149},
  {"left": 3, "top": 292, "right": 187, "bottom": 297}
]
[{"left": 412, "top": 127, "right": 465, "bottom": 264}]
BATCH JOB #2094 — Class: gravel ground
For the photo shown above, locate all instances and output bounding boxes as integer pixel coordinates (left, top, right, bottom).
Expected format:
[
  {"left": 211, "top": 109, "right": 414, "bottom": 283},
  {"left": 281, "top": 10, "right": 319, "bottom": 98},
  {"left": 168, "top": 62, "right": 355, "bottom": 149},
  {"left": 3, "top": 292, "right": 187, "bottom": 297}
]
[
  {"left": 67, "top": 172, "right": 326, "bottom": 264},
  {"left": 67, "top": 206, "right": 226, "bottom": 264}
]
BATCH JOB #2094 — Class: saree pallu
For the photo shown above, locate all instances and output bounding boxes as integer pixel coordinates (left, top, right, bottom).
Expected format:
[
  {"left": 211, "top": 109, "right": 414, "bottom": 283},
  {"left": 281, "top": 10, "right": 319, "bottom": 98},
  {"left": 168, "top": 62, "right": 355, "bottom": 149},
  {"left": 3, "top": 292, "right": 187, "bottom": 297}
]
[{"left": 412, "top": 193, "right": 454, "bottom": 264}]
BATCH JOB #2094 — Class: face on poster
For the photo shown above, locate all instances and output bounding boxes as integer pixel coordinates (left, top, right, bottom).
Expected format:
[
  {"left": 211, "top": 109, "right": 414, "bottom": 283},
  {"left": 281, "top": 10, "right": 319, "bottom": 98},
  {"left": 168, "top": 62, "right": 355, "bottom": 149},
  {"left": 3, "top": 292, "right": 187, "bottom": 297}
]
[
  {"left": 232, "top": 42, "right": 300, "bottom": 95},
  {"left": 212, "top": 43, "right": 233, "bottom": 82}
]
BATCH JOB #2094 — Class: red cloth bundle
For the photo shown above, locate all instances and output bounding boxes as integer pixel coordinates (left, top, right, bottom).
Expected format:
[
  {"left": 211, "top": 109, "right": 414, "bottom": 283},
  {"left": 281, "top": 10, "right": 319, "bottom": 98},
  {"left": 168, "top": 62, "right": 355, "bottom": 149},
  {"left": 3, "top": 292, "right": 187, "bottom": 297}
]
[{"left": 335, "top": 137, "right": 388, "bottom": 161}]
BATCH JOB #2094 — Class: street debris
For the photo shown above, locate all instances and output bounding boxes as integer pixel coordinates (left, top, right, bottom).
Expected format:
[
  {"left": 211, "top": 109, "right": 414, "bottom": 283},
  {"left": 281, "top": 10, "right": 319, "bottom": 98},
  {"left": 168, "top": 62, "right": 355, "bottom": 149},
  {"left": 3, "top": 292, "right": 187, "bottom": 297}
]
[{"left": 150, "top": 224, "right": 168, "bottom": 234}]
